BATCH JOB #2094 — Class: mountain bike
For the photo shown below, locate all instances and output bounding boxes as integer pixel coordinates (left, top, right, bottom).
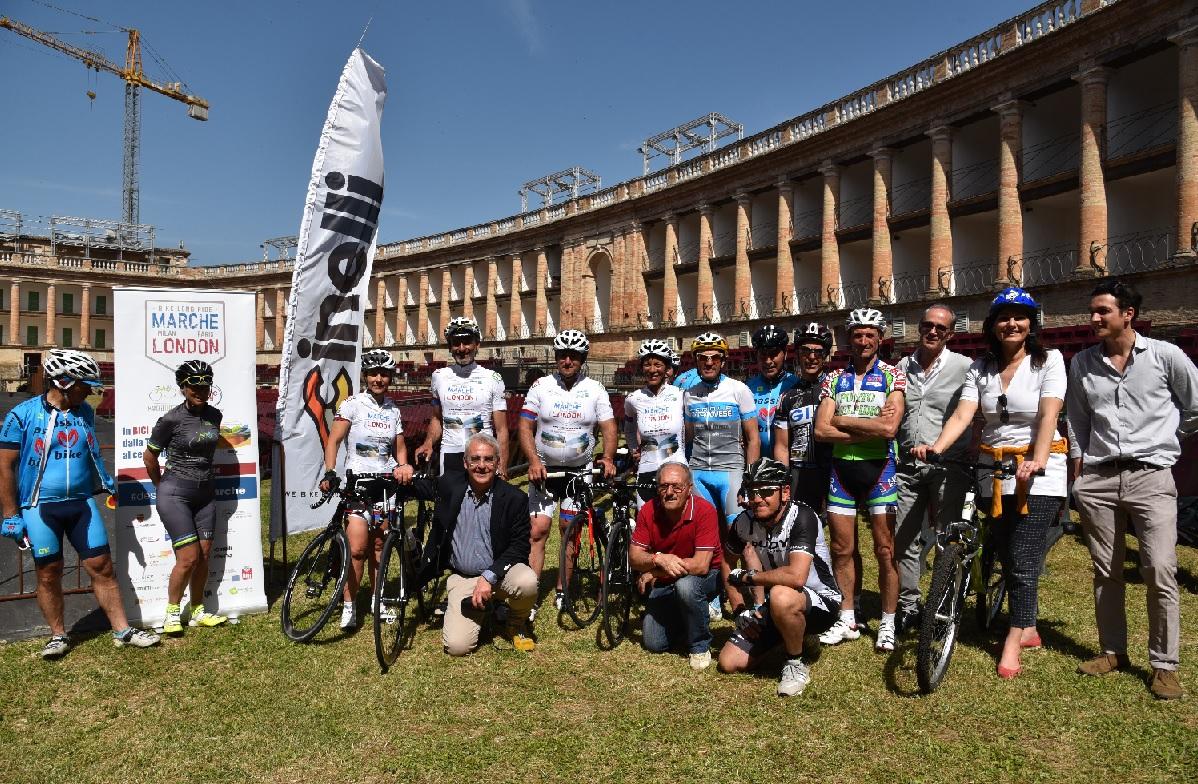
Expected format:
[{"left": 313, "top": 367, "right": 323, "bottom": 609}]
[
  {"left": 373, "top": 471, "right": 440, "bottom": 672},
  {"left": 281, "top": 471, "right": 399, "bottom": 643},
  {"left": 595, "top": 476, "right": 655, "bottom": 649},
  {"left": 915, "top": 453, "right": 1013, "bottom": 694}
]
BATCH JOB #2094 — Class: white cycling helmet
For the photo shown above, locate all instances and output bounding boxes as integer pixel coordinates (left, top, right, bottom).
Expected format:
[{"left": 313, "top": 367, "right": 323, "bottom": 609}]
[
  {"left": 846, "top": 308, "right": 887, "bottom": 334},
  {"left": 43, "top": 349, "right": 102, "bottom": 389},
  {"left": 552, "top": 329, "right": 590, "bottom": 354},
  {"left": 445, "top": 316, "right": 481, "bottom": 342},
  {"left": 360, "top": 349, "right": 396, "bottom": 371},
  {"left": 638, "top": 338, "right": 675, "bottom": 365}
]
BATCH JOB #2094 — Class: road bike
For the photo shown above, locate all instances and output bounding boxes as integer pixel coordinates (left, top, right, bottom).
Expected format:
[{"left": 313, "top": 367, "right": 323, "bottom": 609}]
[
  {"left": 595, "top": 476, "right": 655, "bottom": 649},
  {"left": 543, "top": 465, "right": 609, "bottom": 629},
  {"left": 915, "top": 453, "right": 1012, "bottom": 694}
]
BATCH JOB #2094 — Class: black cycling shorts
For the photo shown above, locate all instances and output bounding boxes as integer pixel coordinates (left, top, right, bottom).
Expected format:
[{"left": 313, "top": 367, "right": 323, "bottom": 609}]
[
  {"left": 728, "top": 589, "right": 838, "bottom": 658},
  {"left": 156, "top": 474, "right": 216, "bottom": 550}
]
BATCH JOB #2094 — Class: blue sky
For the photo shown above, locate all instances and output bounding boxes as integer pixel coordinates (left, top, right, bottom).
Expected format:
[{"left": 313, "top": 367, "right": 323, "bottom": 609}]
[{"left": 0, "top": 0, "right": 1032, "bottom": 265}]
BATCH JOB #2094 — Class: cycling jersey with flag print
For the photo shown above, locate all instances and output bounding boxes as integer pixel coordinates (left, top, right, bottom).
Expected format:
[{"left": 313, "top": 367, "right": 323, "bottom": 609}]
[
  {"left": 521, "top": 372, "right": 614, "bottom": 467},
  {"left": 430, "top": 362, "right": 506, "bottom": 454},
  {"left": 819, "top": 359, "right": 907, "bottom": 461},
  {"left": 683, "top": 375, "right": 757, "bottom": 471},
  {"left": 623, "top": 384, "right": 686, "bottom": 474},
  {"left": 334, "top": 392, "right": 404, "bottom": 473},
  {"left": 746, "top": 371, "right": 798, "bottom": 457}
]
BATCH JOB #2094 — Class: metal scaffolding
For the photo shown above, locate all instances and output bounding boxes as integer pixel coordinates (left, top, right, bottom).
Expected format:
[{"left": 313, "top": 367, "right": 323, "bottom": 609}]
[
  {"left": 639, "top": 112, "right": 744, "bottom": 174},
  {"left": 519, "top": 166, "right": 601, "bottom": 212},
  {"left": 261, "top": 235, "right": 298, "bottom": 262}
]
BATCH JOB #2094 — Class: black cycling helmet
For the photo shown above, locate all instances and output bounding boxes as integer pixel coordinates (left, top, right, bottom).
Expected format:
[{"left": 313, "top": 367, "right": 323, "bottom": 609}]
[
  {"left": 752, "top": 324, "right": 789, "bottom": 352},
  {"left": 743, "top": 457, "right": 789, "bottom": 488},
  {"left": 795, "top": 322, "right": 833, "bottom": 353},
  {"left": 176, "top": 359, "right": 214, "bottom": 388}
]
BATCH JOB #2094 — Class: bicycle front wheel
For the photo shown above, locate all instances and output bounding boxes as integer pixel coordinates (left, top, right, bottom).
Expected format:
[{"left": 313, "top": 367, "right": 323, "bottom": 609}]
[
  {"left": 374, "top": 527, "right": 416, "bottom": 672},
  {"left": 281, "top": 527, "right": 348, "bottom": 643},
  {"left": 413, "top": 500, "right": 446, "bottom": 621},
  {"left": 599, "top": 520, "right": 634, "bottom": 649},
  {"left": 975, "top": 524, "right": 1007, "bottom": 632},
  {"left": 916, "top": 541, "right": 970, "bottom": 694},
  {"left": 560, "top": 509, "right": 606, "bottom": 629}
]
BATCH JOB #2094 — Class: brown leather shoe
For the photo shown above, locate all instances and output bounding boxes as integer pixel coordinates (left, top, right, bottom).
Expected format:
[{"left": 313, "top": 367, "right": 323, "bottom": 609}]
[
  {"left": 1076, "top": 653, "right": 1131, "bottom": 676},
  {"left": 1149, "top": 668, "right": 1183, "bottom": 700}
]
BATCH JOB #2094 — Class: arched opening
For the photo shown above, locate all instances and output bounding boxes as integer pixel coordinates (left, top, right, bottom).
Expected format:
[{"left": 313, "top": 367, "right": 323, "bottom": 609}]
[{"left": 588, "top": 250, "right": 613, "bottom": 333}]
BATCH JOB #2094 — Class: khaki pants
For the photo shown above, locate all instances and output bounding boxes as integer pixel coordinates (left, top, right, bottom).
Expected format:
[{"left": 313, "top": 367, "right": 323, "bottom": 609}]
[
  {"left": 1074, "top": 464, "right": 1180, "bottom": 670},
  {"left": 443, "top": 563, "right": 537, "bottom": 656},
  {"left": 894, "top": 463, "right": 971, "bottom": 614}
]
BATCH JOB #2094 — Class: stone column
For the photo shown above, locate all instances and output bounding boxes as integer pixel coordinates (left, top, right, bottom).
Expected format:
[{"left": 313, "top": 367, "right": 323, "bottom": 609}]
[
  {"left": 776, "top": 179, "right": 794, "bottom": 314},
  {"left": 463, "top": 264, "right": 475, "bottom": 320},
  {"left": 623, "top": 224, "right": 649, "bottom": 328},
  {"left": 1172, "top": 24, "right": 1198, "bottom": 259},
  {"left": 79, "top": 284, "right": 92, "bottom": 348},
  {"left": 869, "top": 148, "right": 893, "bottom": 304},
  {"left": 417, "top": 270, "right": 429, "bottom": 344},
  {"left": 9, "top": 282, "right": 19, "bottom": 345},
  {"left": 995, "top": 98, "right": 1025, "bottom": 283},
  {"left": 439, "top": 269, "right": 452, "bottom": 338},
  {"left": 274, "top": 288, "right": 286, "bottom": 348},
  {"left": 510, "top": 252, "right": 524, "bottom": 338},
  {"left": 1075, "top": 64, "right": 1112, "bottom": 275},
  {"left": 611, "top": 235, "right": 628, "bottom": 329},
  {"left": 255, "top": 289, "right": 265, "bottom": 350},
  {"left": 534, "top": 247, "right": 548, "bottom": 335},
  {"left": 395, "top": 274, "right": 408, "bottom": 343},
  {"left": 484, "top": 258, "right": 498, "bottom": 338},
  {"left": 819, "top": 162, "right": 841, "bottom": 309},
  {"left": 697, "top": 204, "right": 713, "bottom": 321},
  {"left": 663, "top": 214, "right": 679, "bottom": 325},
  {"left": 928, "top": 125, "right": 954, "bottom": 295},
  {"left": 45, "top": 282, "right": 56, "bottom": 347},
  {"left": 734, "top": 193, "right": 752, "bottom": 317},
  {"left": 375, "top": 277, "right": 387, "bottom": 346}
]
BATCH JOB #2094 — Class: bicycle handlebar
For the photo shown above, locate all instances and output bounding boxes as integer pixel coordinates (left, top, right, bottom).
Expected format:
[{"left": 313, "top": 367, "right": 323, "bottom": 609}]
[
  {"left": 309, "top": 469, "right": 433, "bottom": 509},
  {"left": 925, "top": 452, "right": 1020, "bottom": 475}
]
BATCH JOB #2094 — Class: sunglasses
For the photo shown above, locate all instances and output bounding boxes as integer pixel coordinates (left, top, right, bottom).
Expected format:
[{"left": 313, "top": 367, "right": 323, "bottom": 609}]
[
  {"left": 798, "top": 347, "right": 827, "bottom": 357},
  {"left": 181, "top": 374, "right": 213, "bottom": 387},
  {"left": 696, "top": 352, "right": 725, "bottom": 363},
  {"left": 919, "top": 321, "right": 950, "bottom": 335},
  {"left": 745, "top": 486, "right": 782, "bottom": 500},
  {"left": 997, "top": 393, "right": 1010, "bottom": 424}
]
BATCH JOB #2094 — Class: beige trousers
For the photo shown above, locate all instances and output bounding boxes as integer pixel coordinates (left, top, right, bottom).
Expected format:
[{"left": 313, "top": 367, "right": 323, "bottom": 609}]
[{"left": 443, "top": 563, "right": 537, "bottom": 656}]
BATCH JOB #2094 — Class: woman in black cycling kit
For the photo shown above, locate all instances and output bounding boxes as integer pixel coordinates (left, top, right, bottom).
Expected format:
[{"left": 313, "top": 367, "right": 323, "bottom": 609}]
[{"left": 143, "top": 360, "right": 228, "bottom": 636}]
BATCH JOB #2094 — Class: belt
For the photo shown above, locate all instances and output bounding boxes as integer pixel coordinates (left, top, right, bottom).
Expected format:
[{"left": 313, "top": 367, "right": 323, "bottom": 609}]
[
  {"left": 1112, "top": 458, "right": 1159, "bottom": 472},
  {"left": 980, "top": 438, "right": 1069, "bottom": 518}
]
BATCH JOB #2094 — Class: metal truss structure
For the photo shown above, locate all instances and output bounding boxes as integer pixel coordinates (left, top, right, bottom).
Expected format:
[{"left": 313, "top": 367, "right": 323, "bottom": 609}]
[
  {"left": 261, "top": 235, "right": 298, "bottom": 262},
  {"left": 519, "top": 166, "right": 601, "bottom": 212},
  {"left": 639, "top": 112, "right": 744, "bottom": 174}
]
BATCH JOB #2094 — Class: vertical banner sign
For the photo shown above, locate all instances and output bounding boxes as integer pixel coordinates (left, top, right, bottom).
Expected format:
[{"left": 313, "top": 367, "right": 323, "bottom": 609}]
[
  {"left": 113, "top": 288, "right": 267, "bottom": 625},
  {"left": 274, "top": 48, "right": 387, "bottom": 536}
]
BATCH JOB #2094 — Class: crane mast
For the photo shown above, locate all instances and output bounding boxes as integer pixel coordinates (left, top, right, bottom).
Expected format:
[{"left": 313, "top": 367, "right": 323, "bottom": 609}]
[{"left": 0, "top": 16, "right": 209, "bottom": 227}]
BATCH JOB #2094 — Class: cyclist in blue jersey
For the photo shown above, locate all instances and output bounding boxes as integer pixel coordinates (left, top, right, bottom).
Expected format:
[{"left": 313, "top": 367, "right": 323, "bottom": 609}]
[
  {"left": 683, "top": 331, "right": 760, "bottom": 617},
  {"left": 814, "top": 308, "right": 906, "bottom": 651},
  {"left": 0, "top": 350, "right": 160, "bottom": 658},
  {"left": 673, "top": 364, "right": 700, "bottom": 391},
  {"left": 745, "top": 324, "right": 798, "bottom": 458}
]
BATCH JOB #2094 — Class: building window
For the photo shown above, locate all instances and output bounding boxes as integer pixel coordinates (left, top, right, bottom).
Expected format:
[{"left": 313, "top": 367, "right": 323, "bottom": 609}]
[
  {"left": 94, "top": 329, "right": 106, "bottom": 350},
  {"left": 0, "top": 325, "right": 5, "bottom": 345},
  {"left": 95, "top": 295, "right": 107, "bottom": 315},
  {"left": 61, "top": 327, "right": 73, "bottom": 347},
  {"left": 27, "top": 291, "right": 39, "bottom": 312},
  {"left": 25, "top": 325, "right": 38, "bottom": 346},
  {"left": 62, "top": 292, "right": 74, "bottom": 315}
]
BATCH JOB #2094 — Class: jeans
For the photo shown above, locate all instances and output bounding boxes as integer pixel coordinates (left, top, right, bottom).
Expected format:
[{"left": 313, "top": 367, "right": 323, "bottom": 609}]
[
  {"left": 894, "top": 462, "right": 970, "bottom": 614},
  {"left": 642, "top": 569, "right": 720, "bottom": 655}
]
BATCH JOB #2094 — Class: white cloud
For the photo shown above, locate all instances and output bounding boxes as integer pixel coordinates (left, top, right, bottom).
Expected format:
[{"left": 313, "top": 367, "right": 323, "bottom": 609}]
[{"left": 508, "top": 0, "right": 543, "bottom": 55}]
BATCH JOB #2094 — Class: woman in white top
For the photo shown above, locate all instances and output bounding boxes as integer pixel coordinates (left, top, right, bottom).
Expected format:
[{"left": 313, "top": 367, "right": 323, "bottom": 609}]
[
  {"left": 623, "top": 339, "right": 687, "bottom": 508},
  {"left": 913, "top": 287, "right": 1067, "bottom": 680}
]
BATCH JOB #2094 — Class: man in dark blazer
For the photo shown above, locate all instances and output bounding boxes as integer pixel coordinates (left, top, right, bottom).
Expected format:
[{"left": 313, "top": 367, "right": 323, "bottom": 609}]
[{"left": 429, "top": 432, "right": 536, "bottom": 655}]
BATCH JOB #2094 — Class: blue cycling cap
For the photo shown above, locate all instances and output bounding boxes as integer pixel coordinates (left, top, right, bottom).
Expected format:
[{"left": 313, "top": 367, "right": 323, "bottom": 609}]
[{"left": 990, "top": 286, "right": 1038, "bottom": 314}]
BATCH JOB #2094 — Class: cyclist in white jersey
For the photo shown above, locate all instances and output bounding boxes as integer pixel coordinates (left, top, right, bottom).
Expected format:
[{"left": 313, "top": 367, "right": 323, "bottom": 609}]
[
  {"left": 624, "top": 339, "right": 687, "bottom": 508},
  {"left": 318, "top": 349, "right": 415, "bottom": 630},
  {"left": 518, "top": 330, "right": 617, "bottom": 610},
  {"left": 416, "top": 317, "right": 509, "bottom": 483}
]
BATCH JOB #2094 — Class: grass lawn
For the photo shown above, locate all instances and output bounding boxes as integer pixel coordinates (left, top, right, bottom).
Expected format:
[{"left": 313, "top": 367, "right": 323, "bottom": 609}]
[{"left": 1, "top": 481, "right": 1196, "bottom": 783}]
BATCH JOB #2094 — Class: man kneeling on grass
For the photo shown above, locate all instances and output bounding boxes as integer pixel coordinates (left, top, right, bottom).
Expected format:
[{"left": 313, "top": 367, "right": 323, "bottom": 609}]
[
  {"left": 432, "top": 433, "right": 537, "bottom": 655},
  {"left": 629, "top": 461, "right": 722, "bottom": 670},
  {"left": 718, "top": 457, "right": 842, "bottom": 696}
]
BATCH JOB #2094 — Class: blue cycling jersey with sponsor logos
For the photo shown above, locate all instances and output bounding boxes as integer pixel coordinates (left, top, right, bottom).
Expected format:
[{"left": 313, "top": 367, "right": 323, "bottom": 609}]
[
  {"left": 0, "top": 395, "right": 115, "bottom": 507},
  {"left": 683, "top": 376, "right": 757, "bottom": 471},
  {"left": 745, "top": 371, "right": 798, "bottom": 456},
  {"left": 672, "top": 367, "right": 701, "bottom": 391}
]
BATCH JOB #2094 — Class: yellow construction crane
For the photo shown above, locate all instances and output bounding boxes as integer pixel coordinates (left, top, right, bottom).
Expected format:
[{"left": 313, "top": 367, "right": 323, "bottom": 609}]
[{"left": 0, "top": 15, "right": 209, "bottom": 227}]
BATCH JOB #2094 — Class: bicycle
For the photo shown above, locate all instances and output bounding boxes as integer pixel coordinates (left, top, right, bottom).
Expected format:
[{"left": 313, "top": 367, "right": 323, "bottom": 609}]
[
  {"left": 373, "top": 472, "right": 440, "bottom": 672},
  {"left": 915, "top": 453, "right": 1013, "bottom": 694},
  {"left": 542, "top": 465, "right": 609, "bottom": 630},
  {"left": 280, "top": 471, "right": 412, "bottom": 643},
  {"left": 595, "top": 476, "right": 656, "bottom": 649}
]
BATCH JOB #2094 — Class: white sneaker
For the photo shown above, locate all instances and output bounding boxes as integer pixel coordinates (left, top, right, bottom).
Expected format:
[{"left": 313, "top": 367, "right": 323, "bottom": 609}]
[
  {"left": 777, "top": 660, "right": 811, "bottom": 697},
  {"left": 339, "top": 602, "right": 358, "bottom": 630},
  {"left": 689, "top": 651, "right": 712, "bottom": 670},
  {"left": 818, "top": 618, "right": 862, "bottom": 645},
  {"left": 708, "top": 602, "right": 721, "bottom": 621},
  {"left": 553, "top": 591, "right": 565, "bottom": 611},
  {"left": 875, "top": 619, "right": 896, "bottom": 652}
]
